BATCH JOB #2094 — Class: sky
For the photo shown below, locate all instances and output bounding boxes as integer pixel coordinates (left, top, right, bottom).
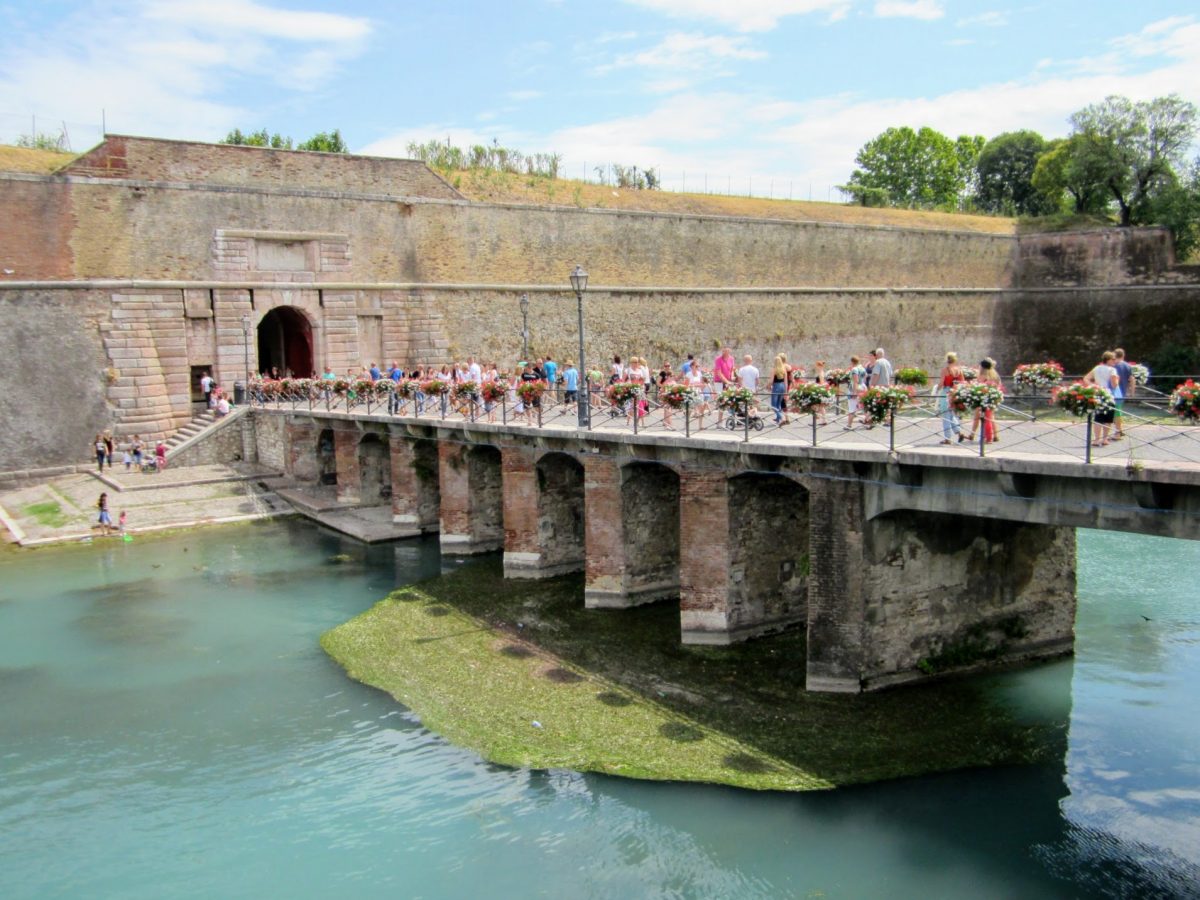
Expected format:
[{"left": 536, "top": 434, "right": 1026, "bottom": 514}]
[{"left": 1, "top": 0, "right": 1198, "bottom": 199}]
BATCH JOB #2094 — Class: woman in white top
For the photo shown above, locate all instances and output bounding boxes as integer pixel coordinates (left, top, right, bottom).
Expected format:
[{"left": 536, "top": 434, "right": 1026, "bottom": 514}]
[{"left": 1085, "top": 350, "right": 1121, "bottom": 447}]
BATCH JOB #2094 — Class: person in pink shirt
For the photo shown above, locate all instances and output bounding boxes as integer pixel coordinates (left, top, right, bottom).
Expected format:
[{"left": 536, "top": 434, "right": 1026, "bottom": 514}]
[{"left": 712, "top": 347, "right": 736, "bottom": 425}]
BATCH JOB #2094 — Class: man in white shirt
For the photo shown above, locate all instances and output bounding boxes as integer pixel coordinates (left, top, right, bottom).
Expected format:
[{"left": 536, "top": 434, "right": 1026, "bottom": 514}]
[
  {"left": 869, "top": 348, "right": 893, "bottom": 387},
  {"left": 737, "top": 355, "right": 760, "bottom": 393},
  {"left": 467, "top": 356, "right": 482, "bottom": 383}
]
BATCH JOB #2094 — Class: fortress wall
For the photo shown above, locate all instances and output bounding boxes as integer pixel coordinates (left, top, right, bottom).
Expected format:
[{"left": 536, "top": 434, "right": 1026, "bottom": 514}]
[
  {"left": 1015, "top": 228, "right": 1181, "bottom": 287},
  {"left": 0, "top": 289, "right": 113, "bottom": 467},
  {"left": 993, "top": 284, "right": 1200, "bottom": 374},
  {"left": 430, "top": 287, "right": 1010, "bottom": 376},
  {"left": 0, "top": 175, "right": 1017, "bottom": 289},
  {"left": 63, "top": 135, "right": 462, "bottom": 199}
]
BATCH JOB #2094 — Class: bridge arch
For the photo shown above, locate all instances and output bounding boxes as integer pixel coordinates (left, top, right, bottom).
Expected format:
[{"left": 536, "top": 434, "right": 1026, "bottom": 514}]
[
  {"left": 618, "top": 460, "right": 681, "bottom": 606},
  {"left": 357, "top": 432, "right": 391, "bottom": 503},
  {"left": 726, "top": 472, "right": 809, "bottom": 638},
  {"left": 535, "top": 452, "right": 585, "bottom": 574},
  {"left": 317, "top": 427, "right": 336, "bottom": 485},
  {"left": 257, "top": 305, "right": 314, "bottom": 377}
]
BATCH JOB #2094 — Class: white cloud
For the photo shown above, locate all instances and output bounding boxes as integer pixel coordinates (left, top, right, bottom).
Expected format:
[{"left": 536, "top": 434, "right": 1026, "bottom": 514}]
[
  {"left": 956, "top": 10, "right": 1008, "bottom": 28},
  {"left": 619, "top": 0, "right": 851, "bottom": 33},
  {"left": 0, "top": 0, "right": 371, "bottom": 142},
  {"left": 597, "top": 33, "right": 767, "bottom": 73},
  {"left": 142, "top": 0, "right": 370, "bottom": 43},
  {"left": 873, "top": 1, "right": 944, "bottom": 21}
]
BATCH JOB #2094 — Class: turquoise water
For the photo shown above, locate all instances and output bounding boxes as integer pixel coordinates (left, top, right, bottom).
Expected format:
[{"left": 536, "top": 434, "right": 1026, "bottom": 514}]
[{"left": 1, "top": 520, "right": 1198, "bottom": 898}]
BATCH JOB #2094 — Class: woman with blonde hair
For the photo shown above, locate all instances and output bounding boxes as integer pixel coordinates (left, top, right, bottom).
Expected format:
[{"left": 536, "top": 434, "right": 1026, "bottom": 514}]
[{"left": 770, "top": 354, "right": 790, "bottom": 425}]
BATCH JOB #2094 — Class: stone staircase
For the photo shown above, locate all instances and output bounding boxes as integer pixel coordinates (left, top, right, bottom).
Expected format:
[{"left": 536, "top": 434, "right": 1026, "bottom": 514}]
[{"left": 164, "top": 409, "right": 219, "bottom": 454}]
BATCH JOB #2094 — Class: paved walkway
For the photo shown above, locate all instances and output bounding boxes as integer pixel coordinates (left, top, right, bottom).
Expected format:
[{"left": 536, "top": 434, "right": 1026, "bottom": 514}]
[
  {"left": 269, "top": 396, "right": 1200, "bottom": 476},
  {"left": 0, "top": 463, "right": 290, "bottom": 546}
]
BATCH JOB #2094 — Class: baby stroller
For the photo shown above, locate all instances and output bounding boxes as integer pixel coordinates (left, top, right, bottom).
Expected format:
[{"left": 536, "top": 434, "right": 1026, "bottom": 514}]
[{"left": 724, "top": 404, "right": 765, "bottom": 432}]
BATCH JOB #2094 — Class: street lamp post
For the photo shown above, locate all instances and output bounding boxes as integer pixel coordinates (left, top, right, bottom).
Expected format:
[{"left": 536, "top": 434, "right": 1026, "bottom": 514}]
[
  {"left": 569, "top": 265, "right": 589, "bottom": 428},
  {"left": 519, "top": 293, "right": 530, "bottom": 361},
  {"left": 241, "top": 314, "right": 251, "bottom": 390}
]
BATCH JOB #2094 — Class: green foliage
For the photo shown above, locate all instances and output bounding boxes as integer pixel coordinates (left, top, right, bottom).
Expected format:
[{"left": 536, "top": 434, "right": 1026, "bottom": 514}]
[
  {"left": 975, "top": 130, "right": 1057, "bottom": 215},
  {"left": 221, "top": 128, "right": 348, "bottom": 153},
  {"left": 23, "top": 501, "right": 69, "bottom": 528},
  {"left": 840, "top": 126, "right": 983, "bottom": 209},
  {"left": 1141, "top": 158, "right": 1200, "bottom": 261},
  {"left": 1068, "top": 94, "right": 1198, "bottom": 226},
  {"left": 1030, "top": 136, "right": 1113, "bottom": 215},
  {"left": 1145, "top": 343, "right": 1200, "bottom": 390},
  {"left": 222, "top": 128, "right": 293, "bottom": 149},
  {"left": 16, "top": 132, "right": 67, "bottom": 151},
  {"left": 406, "top": 137, "right": 561, "bottom": 178},
  {"left": 296, "top": 129, "right": 347, "bottom": 153}
]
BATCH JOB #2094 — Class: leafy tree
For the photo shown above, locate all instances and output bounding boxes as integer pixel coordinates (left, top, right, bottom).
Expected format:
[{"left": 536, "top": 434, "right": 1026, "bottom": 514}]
[
  {"left": 975, "top": 130, "right": 1056, "bottom": 215},
  {"left": 1143, "top": 158, "right": 1200, "bottom": 261},
  {"left": 841, "top": 126, "right": 980, "bottom": 209},
  {"left": 1068, "top": 94, "right": 1198, "bottom": 226},
  {"left": 296, "top": 129, "right": 347, "bottom": 153},
  {"left": 222, "top": 128, "right": 293, "bottom": 149},
  {"left": 1030, "top": 136, "right": 1112, "bottom": 215}
]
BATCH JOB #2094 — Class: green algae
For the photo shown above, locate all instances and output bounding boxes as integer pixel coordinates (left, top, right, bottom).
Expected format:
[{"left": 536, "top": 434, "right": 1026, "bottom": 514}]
[{"left": 321, "top": 558, "right": 1059, "bottom": 791}]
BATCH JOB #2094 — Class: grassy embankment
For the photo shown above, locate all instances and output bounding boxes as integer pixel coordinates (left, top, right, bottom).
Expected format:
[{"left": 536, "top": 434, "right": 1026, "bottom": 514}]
[
  {"left": 0, "top": 145, "right": 76, "bottom": 173},
  {"left": 0, "top": 143, "right": 1016, "bottom": 234},
  {"left": 322, "top": 558, "right": 1059, "bottom": 792},
  {"left": 449, "top": 167, "right": 1016, "bottom": 233}
]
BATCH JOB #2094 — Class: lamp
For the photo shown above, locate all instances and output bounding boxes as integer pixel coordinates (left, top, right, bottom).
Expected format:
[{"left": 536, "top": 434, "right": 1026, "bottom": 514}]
[{"left": 570, "top": 266, "right": 589, "bottom": 428}]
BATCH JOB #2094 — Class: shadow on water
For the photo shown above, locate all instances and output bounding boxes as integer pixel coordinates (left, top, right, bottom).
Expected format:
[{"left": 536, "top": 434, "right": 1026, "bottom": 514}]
[{"left": 396, "top": 556, "right": 1067, "bottom": 790}]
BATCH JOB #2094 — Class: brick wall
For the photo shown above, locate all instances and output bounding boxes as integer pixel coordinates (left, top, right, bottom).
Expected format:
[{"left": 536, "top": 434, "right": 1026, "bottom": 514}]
[{"left": 65, "top": 135, "right": 461, "bottom": 199}]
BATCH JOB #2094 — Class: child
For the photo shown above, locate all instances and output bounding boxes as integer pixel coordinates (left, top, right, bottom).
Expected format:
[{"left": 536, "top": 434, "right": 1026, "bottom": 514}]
[
  {"left": 118, "top": 510, "right": 127, "bottom": 535},
  {"left": 123, "top": 447, "right": 133, "bottom": 470},
  {"left": 97, "top": 492, "right": 113, "bottom": 534}
]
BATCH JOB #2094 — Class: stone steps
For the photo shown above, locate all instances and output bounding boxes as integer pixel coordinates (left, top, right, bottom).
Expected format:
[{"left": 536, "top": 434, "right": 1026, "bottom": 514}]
[{"left": 165, "top": 411, "right": 219, "bottom": 450}]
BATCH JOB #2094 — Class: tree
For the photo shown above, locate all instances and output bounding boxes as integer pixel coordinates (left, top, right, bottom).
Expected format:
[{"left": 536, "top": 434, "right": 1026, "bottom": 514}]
[
  {"left": 221, "top": 128, "right": 349, "bottom": 153},
  {"left": 296, "top": 129, "right": 347, "bottom": 153},
  {"left": 1068, "top": 94, "right": 1198, "bottom": 226},
  {"left": 840, "top": 126, "right": 980, "bottom": 209},
  {"left": 221, "top": 128, "right": 293, "bottom": 149},
  {"left": 1143, "top": 158, "right": 1200, "bottom": 261},
  {"left": 1030, "top": 136, "right": 1112, "bottom": 215},
  {"left": 975, "top": 130, "right": 1056, "bottom": 216}
]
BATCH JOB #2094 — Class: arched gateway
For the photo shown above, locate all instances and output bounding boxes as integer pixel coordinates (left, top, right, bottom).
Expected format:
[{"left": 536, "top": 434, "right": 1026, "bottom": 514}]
[{"left": 257, "top": 306, "right": 314, "bottom": 377}]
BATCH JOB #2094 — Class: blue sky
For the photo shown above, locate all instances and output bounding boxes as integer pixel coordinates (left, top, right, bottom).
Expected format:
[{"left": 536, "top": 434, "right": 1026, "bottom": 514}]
[{"left": 1, "top": 1, "right": 1197, "bottom": 198}]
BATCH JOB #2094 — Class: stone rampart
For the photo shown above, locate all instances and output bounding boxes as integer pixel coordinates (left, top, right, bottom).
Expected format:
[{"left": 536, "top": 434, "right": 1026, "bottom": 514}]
[
  {"left": 0, "top": 172, "right": 1017, "bottom": 288},
  {"left": 63, "top": 135, "right": 463, "bottom": 199}
]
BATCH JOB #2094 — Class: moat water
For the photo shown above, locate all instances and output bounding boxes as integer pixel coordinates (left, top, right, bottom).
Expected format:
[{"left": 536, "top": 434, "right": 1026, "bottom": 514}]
[{"left": 1, "top": 520, "right": 1198, "bottom": 898}]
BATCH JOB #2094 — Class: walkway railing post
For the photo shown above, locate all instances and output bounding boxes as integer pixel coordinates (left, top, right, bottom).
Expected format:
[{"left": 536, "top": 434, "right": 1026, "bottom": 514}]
[
  {"left": 978, "top": 421, "right": 986, "bottom": 457},
  {"left": 811, "top": 410, "right": 818, "bottom": 447},
  {"left": 633, "top": 397, "right": 639, "bottom": 435},
  {"left": 685, "top": 401, "right": 691, "bottom": 438},
  {"left": 743, "top": 403, "right": 750, "bottom": 442},
  {"left": 1086, "top": 413, "right": 1094, "bottom": 463},
  {"left": 537, "top": 401, "right": 543, "bottom": 428},
  {"left": 888, "top": 414, "right": 895, "bottom": 452},
  {"left": 502, "top": 395, "right": 507, "bottom": 425}
]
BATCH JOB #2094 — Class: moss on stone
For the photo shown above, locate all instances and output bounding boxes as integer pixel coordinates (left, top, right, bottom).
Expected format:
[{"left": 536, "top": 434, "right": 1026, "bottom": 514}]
[{"left": 322, "top": 558, "right": 1057, "bottom": 791}]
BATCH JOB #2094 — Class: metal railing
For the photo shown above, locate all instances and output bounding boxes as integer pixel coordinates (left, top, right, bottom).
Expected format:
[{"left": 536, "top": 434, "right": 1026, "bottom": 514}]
[{"left": 248, "top": 381, "right": 1200, "bottom": 469}]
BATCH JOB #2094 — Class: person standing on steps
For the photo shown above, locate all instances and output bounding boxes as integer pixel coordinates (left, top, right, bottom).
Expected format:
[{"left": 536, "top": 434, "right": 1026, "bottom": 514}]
[
  {"left": 93, "top": 434, "right": 107, "bottom": 471},
  {"left": 96, "top": 492, "right": 113, "bottom": 534},
  {"left": 200, "top": 370, "right": 214, "bottom": 409}
]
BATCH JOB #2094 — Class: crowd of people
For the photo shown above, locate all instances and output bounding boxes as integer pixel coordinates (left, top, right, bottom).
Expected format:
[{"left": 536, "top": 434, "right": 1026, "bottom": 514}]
[{"left": 252, "top": 344, "right": 1142, "bottom": 444}]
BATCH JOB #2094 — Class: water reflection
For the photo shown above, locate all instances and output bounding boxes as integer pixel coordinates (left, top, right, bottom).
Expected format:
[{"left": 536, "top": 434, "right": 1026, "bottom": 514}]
[{"left": 0, "top": 523, "right": 1197, "bottom": 898}]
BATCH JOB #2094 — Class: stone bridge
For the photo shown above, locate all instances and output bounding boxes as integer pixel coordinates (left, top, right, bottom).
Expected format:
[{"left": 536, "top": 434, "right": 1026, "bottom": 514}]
[{"left": 256, "top": 407, "right": 1200, "bottom": 693}]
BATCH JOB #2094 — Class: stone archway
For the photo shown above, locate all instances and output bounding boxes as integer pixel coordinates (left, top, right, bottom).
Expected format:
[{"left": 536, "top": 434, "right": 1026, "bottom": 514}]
[
  {"left": 726, "top": 473, "right": 809, "bottom": 637},
  {"left": 317, "top": 428, "right": 336, "bottom": 486},
  {"left": 357, "top": 433, "right": 391, "bottom": 504},
  {"left": 535, "top": 452, "right": 585, "bottom": 574},
  {"left": 618, "top": 461, "right": 680, "bottom": 605},
  {"left": 257, "top": 306, "right": 314, "bottom": 377}
]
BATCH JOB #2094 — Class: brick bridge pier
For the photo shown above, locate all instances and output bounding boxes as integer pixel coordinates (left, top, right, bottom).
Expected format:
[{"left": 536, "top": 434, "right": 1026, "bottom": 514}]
[{"left": 262, "top": 410, "right": 1200, "bottom": 692}]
